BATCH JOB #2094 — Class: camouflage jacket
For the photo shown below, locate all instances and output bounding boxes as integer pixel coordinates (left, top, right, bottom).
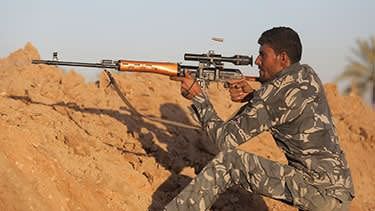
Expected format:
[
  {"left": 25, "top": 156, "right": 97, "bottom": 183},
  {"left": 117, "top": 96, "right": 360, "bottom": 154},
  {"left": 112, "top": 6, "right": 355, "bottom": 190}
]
[{"left": 191, "top": 62, "right": 355, "bottom": 201}]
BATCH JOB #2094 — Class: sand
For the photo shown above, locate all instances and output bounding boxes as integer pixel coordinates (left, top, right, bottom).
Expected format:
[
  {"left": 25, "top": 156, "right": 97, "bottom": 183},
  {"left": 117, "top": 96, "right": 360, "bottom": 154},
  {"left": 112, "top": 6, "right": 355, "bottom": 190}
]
[{"left": 0, "top": 43, "right": 374, "bottom": 210}]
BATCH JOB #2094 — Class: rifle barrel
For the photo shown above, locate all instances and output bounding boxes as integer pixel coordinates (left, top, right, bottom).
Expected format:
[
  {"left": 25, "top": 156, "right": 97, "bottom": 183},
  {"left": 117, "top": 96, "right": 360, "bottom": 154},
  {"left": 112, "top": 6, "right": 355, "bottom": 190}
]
[{"left": 32, "top": 60, "right": 118, "bottom": 69}]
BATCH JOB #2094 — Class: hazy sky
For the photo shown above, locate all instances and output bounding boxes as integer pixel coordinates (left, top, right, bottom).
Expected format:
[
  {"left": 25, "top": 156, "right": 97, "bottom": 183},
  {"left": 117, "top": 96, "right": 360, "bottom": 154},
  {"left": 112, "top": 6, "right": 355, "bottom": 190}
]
[{"left": 1, "top": 0, "right": 374, "bottom": 83}]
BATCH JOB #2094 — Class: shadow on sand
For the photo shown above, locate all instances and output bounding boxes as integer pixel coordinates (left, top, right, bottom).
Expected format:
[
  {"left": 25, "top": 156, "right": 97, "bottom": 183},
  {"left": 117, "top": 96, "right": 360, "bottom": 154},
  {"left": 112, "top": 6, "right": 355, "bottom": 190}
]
[{"left": 8, "top": 95, "right": 268, "bottom": 211}]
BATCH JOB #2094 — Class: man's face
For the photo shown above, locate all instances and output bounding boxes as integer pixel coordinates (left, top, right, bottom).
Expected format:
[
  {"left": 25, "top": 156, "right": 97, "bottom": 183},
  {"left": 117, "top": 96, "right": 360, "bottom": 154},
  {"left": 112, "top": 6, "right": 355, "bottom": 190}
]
[{"left": 255, "top": 44, "right": 285, "bottom": 82}]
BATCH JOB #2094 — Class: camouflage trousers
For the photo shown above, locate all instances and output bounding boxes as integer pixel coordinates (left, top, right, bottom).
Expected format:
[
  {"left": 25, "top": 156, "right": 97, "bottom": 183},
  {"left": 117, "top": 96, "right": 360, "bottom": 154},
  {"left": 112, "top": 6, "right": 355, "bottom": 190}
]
[{"left": 165, "top": 149, "right": 350, "bottom": 211}]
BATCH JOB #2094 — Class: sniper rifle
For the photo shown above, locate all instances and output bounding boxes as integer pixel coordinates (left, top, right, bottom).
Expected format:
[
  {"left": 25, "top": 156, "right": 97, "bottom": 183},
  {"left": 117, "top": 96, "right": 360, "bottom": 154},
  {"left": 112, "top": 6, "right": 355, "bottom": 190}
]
[{"left": 32, "top": 51, "right": 259, "bottom": 87}]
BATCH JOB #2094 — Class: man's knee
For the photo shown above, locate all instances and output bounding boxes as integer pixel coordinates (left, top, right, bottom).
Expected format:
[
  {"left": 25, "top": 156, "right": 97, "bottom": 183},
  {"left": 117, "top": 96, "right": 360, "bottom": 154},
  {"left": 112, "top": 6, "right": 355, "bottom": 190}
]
[
  {"left": 214, "top": 149, "right": 249, "bottom": 164},
  {"left": 213, "top": 149, "right": 261, "bottom": 179}
]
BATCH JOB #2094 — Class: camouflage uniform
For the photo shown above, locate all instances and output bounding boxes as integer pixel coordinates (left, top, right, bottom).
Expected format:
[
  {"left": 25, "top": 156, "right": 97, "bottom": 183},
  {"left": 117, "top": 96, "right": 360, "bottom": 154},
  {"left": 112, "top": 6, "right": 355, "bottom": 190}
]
[{"left": 165, "top": 63, "right": 355, "bottom": 211}]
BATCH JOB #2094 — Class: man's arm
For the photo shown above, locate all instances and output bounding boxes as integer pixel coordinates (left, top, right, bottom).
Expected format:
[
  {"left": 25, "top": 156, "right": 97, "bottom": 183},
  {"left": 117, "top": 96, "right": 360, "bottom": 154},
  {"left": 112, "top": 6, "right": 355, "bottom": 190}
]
[
  {"left": 190, "top": 68, "right": 322, "bottom": 151},
  {"left": 192, "top": 91, "right": 273, "bottom": 151},
  {"left": 173, "top": 75, "right": 273, "bottom": 151},
  {"left": 175, "top": 68, "right": 321, "bottom": 151}
]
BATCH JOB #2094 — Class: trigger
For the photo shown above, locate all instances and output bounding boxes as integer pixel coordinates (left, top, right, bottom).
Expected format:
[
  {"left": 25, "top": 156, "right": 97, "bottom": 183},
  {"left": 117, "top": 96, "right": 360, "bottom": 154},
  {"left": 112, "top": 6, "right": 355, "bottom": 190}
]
[{"left": 223, "top": 81, "right": 230, "bottom": 89}]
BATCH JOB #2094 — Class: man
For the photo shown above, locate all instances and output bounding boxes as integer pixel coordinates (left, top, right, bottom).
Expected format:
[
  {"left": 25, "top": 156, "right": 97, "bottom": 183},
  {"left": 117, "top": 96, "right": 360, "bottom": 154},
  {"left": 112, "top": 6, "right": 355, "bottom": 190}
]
[{"left": 166, "top": 27, "right": 355, "bottom": 211}]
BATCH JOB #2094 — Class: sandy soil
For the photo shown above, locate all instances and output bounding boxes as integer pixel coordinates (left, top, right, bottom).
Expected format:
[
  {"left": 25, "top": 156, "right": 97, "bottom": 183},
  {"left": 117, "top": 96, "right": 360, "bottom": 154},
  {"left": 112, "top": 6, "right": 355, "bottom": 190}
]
[{"left": 0, "top": 43, "right": 374, "bottom": 211}]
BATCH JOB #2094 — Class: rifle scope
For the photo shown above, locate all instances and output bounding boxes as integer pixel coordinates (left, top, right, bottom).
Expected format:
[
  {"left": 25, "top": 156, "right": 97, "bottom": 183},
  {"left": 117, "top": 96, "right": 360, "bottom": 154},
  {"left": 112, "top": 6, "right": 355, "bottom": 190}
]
[{"left": 184, "top": 53, "right": 253, "bottom": 66}]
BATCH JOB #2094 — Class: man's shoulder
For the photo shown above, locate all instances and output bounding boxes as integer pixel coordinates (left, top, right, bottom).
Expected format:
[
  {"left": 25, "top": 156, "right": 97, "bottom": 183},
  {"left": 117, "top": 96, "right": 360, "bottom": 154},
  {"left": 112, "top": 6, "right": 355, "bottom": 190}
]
[
  {"left": 270, "top": 64, "right": 322, "bottom": 92},
  {"left": 254, "top": 64, "right": 323, "bottom": 104},
  {"left": 274, "top": 63, "right": 315, "bottom": 83}
]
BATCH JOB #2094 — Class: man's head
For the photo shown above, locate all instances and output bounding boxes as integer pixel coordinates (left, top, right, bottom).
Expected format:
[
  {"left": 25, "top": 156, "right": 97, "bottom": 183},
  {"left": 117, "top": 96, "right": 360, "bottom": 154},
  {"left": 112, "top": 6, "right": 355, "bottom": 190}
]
[{"left": 255, "top": 27, "right": 302, "bottom": 82}]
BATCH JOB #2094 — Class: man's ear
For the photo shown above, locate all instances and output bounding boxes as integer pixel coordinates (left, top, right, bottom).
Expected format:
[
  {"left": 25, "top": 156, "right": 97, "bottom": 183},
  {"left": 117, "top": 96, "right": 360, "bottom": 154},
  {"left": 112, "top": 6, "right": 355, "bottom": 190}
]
[{"left": 280, "top": 51, "right": 291, "bottom": 67}]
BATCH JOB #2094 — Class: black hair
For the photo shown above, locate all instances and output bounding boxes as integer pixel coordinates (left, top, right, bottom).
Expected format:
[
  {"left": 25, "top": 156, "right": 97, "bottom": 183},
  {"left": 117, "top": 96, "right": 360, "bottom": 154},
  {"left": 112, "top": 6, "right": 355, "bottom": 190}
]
[{"left": 258, "top": 26, "right": 302, "bottom": 63}]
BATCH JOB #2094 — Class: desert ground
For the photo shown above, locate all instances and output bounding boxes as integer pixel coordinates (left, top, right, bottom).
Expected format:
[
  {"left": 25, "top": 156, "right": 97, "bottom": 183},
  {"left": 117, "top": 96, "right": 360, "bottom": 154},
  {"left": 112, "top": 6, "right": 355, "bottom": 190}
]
[{"left": 0, "top": 43, "right": 374, "bottom": 210}]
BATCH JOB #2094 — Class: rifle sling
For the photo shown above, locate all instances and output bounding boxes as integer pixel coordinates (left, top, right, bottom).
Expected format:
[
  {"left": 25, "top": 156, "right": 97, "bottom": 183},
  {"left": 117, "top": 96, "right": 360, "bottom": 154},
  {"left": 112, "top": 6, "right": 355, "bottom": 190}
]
[{"left": 104, "top": 70, "right": 201, "bottom": 130}]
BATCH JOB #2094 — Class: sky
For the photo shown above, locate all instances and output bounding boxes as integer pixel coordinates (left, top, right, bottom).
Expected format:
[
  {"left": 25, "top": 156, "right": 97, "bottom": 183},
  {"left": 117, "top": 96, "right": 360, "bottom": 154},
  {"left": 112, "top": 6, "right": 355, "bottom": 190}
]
[{"left": 1, "top": 0, "right": 374, "bottom": 86}]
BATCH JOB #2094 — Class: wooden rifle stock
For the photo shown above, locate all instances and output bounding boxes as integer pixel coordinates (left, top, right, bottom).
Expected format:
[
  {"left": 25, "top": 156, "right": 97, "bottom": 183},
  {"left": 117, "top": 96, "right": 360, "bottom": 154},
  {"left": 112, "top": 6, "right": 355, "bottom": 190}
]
[{"left": 118, "top": 60, "right": 180, "bottom": 77}]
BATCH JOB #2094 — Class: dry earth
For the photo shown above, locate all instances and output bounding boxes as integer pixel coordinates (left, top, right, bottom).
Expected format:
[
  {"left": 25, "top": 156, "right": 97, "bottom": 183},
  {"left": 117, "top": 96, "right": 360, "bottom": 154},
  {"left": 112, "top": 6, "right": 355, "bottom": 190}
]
[{"left": 0, "top": 43, "right": 374, "bottom": 211}]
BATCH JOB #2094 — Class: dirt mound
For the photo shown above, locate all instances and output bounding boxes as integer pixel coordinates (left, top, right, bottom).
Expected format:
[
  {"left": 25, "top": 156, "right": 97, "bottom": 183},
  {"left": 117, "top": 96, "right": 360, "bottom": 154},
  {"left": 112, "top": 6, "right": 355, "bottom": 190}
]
[{"left": 0, "top": 43, "right": 374, "bottom": 211}]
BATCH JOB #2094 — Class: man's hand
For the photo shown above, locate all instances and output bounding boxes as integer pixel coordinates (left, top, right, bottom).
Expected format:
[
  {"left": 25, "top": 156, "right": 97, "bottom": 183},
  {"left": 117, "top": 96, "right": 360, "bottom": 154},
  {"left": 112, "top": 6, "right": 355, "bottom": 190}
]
[
  {"left": 227, "top": 79, "right": 254, "bottom": 102},
  {"left": 170, "top": 74, "right": 202, "bottom": 100}
]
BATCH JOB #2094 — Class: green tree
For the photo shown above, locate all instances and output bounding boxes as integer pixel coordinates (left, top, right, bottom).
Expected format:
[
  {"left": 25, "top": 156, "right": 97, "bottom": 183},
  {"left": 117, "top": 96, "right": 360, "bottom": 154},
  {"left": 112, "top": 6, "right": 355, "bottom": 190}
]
[{"left": 336, "top": 36, "right": 375, "bottom": 106}]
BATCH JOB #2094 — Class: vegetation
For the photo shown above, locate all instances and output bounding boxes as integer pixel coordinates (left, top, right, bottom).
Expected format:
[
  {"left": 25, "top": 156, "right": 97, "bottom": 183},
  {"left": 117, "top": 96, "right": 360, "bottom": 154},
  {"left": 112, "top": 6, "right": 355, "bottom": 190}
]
[{"left": 336, "top": 37, "right": 375, "bottom": 106}]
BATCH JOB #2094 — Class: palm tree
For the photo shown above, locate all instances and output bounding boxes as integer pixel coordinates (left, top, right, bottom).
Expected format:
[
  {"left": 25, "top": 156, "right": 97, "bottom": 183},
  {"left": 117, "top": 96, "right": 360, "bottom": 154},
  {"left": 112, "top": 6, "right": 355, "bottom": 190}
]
[{"left": 336, "top": 36, "right": 375, "bottom": 107}]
